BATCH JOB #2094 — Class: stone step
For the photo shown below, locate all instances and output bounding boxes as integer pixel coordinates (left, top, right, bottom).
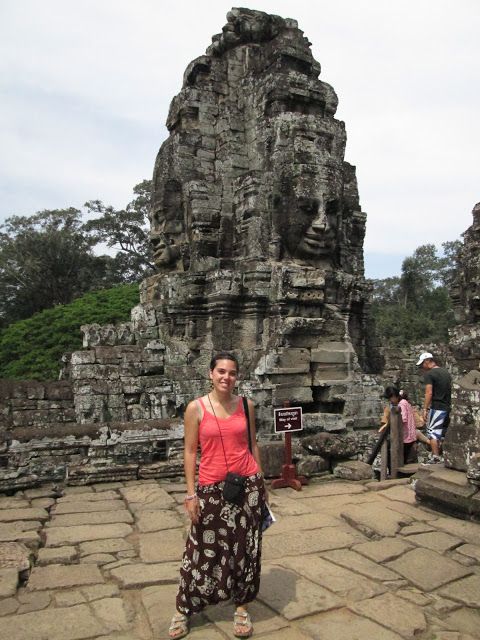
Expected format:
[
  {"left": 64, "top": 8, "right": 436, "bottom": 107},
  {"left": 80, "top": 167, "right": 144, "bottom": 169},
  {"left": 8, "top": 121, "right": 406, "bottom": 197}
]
[{"left": 397, "top": 464, "right": 420, "bottom": 476}]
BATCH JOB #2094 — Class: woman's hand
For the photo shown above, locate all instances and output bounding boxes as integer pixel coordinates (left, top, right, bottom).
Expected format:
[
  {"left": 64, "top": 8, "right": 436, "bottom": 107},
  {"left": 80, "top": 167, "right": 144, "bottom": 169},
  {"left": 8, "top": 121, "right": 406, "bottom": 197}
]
[
  {"left": 378, "top": 424, "right": 387, "bottom": 433},
  {"left": 184, "top": 496, "right": 200, "bottom": 524}
]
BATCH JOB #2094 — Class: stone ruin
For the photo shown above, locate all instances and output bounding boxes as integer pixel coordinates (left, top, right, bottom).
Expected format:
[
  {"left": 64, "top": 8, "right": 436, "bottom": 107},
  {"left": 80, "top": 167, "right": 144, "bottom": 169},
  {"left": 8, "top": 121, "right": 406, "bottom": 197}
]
[{"left": 0, "top": 8, "right": 386, "bottom": 491}]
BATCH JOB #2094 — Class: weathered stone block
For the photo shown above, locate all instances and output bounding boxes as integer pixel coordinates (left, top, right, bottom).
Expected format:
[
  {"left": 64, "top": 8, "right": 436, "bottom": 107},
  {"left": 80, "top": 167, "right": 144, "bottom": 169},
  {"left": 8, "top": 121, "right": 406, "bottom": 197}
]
[{"left": 333, "top": 460, "right": 373, "bottom": 481}]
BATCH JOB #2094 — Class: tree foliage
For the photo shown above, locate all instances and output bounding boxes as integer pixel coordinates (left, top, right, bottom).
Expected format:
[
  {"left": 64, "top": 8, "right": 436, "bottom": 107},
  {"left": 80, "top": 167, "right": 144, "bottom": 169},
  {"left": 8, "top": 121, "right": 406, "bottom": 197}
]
[
  {"left": 0, "top": 208, "right": 122, "bottom": 326},
  {"left": 0, "top": 181, "right": 154, "bottom": 327},
  {"left": 0, "top": 283, "right": 139, "bottom": 380},
  {"left": 84, "top": 179, "right": 154, "bottom": 282},
  {"left": 371, "top": 242, "right": 461, "bottom": 346}
]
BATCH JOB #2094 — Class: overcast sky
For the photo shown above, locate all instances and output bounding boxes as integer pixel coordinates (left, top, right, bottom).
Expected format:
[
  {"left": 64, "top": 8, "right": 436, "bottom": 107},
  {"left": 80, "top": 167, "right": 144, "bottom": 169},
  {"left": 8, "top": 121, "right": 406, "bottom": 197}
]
[{"left": 1, "top": 0, "right": 479, "bottom": 278}]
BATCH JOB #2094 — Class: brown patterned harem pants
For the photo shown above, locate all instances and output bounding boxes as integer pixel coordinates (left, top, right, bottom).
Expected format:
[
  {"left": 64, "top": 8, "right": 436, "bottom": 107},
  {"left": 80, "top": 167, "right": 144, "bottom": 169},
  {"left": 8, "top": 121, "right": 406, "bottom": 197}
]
[{"left": 176, "top": 473, "right": 265, "bottom": 615}]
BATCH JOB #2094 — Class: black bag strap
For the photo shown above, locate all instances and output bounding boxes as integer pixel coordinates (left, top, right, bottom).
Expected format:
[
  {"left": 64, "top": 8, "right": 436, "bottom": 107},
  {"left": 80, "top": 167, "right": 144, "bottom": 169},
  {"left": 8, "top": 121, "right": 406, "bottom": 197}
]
[{"left": 243, "top": 396, "right": 252, "bottom": 453}]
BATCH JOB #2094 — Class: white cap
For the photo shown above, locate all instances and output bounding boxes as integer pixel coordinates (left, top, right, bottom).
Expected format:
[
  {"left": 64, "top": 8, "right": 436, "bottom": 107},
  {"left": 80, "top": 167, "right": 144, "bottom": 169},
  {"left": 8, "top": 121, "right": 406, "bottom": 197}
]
[{"left": 416, "top": 352, "right": 433, "bottom": 366}]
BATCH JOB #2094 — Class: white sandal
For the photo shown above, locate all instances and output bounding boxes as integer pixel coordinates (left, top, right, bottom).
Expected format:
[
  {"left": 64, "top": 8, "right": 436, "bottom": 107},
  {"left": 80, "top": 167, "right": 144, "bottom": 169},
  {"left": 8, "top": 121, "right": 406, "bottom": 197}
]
[
  {"left": 168, "top": 612, "right": 189, "bottom": 639},
  {"left": 234, "top": 610, "right": 253, "bottom": 638}
]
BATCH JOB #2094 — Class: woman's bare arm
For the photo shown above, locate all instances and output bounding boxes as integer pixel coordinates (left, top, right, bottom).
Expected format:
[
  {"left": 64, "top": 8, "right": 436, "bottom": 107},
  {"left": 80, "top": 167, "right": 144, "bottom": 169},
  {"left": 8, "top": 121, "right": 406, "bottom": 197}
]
[{"left": 183, "top": 400, "right": 200, "bottom": 523}]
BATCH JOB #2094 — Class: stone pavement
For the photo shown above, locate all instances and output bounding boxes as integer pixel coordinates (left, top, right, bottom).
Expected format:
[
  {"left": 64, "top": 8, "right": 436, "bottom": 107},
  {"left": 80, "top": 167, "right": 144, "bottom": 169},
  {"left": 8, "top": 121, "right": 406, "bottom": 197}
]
[{"left": 0, "top": 477, "right": 479, "bottom": 640}]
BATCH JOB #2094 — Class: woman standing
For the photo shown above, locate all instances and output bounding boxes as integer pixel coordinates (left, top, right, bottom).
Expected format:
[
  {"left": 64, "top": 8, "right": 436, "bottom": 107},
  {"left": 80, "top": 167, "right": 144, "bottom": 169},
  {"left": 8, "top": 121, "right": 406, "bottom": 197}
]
[{"left": 169, "top": 352, "right": 266, "bottom": 639}]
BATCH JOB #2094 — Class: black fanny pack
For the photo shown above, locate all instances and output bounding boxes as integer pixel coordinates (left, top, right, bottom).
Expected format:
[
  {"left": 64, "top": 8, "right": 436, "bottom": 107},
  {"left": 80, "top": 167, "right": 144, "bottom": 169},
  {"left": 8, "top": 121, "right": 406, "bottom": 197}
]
[{"left": 223, "top": 471, "right": 247, "bottom": 505}]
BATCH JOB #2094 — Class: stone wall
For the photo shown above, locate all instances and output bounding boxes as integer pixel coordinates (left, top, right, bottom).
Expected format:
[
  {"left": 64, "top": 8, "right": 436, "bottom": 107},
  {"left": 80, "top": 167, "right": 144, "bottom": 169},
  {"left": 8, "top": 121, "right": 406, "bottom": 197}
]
[{"left": 0, "top": 380, "right": 75, "bottom": 435}]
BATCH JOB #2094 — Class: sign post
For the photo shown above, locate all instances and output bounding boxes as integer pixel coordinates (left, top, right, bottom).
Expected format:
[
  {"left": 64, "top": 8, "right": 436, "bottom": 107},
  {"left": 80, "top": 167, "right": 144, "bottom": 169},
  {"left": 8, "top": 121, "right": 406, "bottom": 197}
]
[{"left": 271, "top": 401, "right": 308, "bottom": 491}]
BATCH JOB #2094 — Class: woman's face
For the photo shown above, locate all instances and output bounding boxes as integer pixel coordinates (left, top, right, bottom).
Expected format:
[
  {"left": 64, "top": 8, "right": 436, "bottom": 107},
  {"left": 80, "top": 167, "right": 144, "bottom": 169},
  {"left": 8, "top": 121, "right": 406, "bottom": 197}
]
[{"left": 209, "top": 359, "right": 238, "bottom": 394}]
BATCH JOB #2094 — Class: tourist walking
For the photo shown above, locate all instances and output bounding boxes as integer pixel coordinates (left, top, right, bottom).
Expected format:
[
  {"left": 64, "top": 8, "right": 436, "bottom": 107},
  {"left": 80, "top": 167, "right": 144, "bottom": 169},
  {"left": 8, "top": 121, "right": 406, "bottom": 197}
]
[
  {"left": 169, "top": 352, "right": 266, "bottom": 639},
  {"left": 416, "top": 352, "right": 452, "bottom": 464}
]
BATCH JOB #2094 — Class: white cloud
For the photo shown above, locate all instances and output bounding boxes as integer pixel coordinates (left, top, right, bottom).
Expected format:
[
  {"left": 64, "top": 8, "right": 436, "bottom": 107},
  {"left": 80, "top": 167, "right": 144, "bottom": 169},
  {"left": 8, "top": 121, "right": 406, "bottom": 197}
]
[{"left": 1, "top": 0, "right": 479, "bottom": 277}]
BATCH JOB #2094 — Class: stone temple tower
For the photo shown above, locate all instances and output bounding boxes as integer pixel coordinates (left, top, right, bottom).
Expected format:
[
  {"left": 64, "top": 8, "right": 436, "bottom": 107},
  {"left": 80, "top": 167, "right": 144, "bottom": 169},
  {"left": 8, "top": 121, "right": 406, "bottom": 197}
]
[{"left": 74, "top": 8, "right": 382, "bottom": 433}]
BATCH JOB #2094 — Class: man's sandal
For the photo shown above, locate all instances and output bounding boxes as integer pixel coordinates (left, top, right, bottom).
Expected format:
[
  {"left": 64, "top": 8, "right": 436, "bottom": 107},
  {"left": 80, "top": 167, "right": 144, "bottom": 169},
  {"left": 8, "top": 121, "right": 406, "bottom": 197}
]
[
  {"left": 168, "top": 612, "right": 189, "bottom": 639},
  {"left": 233, "top": 610, "right": 253, "bottom": 638}
]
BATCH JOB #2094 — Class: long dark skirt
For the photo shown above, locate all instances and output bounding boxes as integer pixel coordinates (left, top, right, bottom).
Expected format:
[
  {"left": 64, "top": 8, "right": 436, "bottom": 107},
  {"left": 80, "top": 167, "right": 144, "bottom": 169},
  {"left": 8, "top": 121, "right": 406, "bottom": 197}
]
[{"left": 176, "top": 473, "right": 265, "bottom": 615}]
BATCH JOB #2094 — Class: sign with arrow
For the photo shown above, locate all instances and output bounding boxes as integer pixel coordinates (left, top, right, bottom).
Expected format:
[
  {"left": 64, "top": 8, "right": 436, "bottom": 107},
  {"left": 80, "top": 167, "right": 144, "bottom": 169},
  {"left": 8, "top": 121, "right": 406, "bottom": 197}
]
[{"left": 274, "top": 406, "right": 303, "bottom": 433}]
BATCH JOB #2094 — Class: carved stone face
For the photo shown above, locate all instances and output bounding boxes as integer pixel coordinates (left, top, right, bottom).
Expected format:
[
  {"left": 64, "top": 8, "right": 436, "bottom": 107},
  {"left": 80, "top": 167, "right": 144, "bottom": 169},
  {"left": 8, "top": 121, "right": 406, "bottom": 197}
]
[
  {"left": 292, "top": 196, "right": 339, "bottom": 259},
  {"left": 274, "top": 179, "right": 340, "bottom": 265}
]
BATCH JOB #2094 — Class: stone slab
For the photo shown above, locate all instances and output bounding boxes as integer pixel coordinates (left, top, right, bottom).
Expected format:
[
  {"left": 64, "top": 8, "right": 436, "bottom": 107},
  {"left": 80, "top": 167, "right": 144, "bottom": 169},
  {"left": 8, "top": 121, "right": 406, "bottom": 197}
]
[
  {"left": 0, "top": 597, "right": 18, "bottom": 616},
  {"left": 320, "top": 549, "right": 400, "bottom": 581},
  {"left": 79, "top": 539, "right": 134, "bottom": 556},
  {"left": 263, "top": 512, "right": 341, "bottom": 535},
  {"left": 341, "top": 503, "right": 412, "bottom": 537},
  {"left": 120, "top": 484, "right": 176, "bottom": 511},
  {"left": 365, "top": 479, "right": 410, "bottom": 491},
  {"left": 0, "top": 604, "right": 108, "bottom": 639},
  {"left": 53, "top": 500, "right": 125, "bottom": 515},
  {"left": 81, "top": 553, "right": 116, "bottom": 565},
  {"left": 353, "top": 538, "right": 413, "bottom": 563},
  {"left": 442, "top": 607, "right": 480, "bottom": 637},
  {"left": 0, "top": 508, "right": 48, "bottom": 523},
  {"left": 275, "top": 554, "right": 386, "bottom": 600},
  {"left": 0, "top": 542, "right": 31, "bottom": 571},
  {"left": 138, "top": 530, "right": 184, "bottom": 563},
  {"left": 55, "top": 591, "right": 87, "bottom": 607},
  {"left": 90, "top": 597, "right": 129, "bottom": 633},
  {"left": 432, "top": 516, "right": 480, "bottom": 545},
  {"left": 37, "top": 546, "right": 77, "bottom": 565},
  {"left": 0, "top": 525, "right": 40, "bottom": 547},
  {"left": 263, "top": 526, "right": 364, "bottom": 561},
  {"left": 45, "top": 523, "right": 133, "bottom": 546},
  {"left": 299, "top": 493, "right": 380, "bottom": 515},
  {"left": 268, "top": 496, "right": 315, "bottom": 516},
  {"left": 258, "top": 565, "right": 342, "bottom": 620},
  {"left": 136, "top": 509, "right": 183, "bottom": 533},
  {"left": 0, "top": 568, "right": 18, "bottom": 598},
  {"left": 81, "top": 584, "right": 120, "bottom": 601},
  {"left": 16, "top": 591, "right": 51, "bottom": 614},
  {"left": 27, "top": 563, "right": 104, "bottom": 590},
  {"left": 396, "top": 588, "right": 432, "bottom": 607},
  {"left": 204, "top": 598, "right": 289, "bottom": 636},
  {"left": 299, "top": 608, "right": 403, "bottom": 640},
  {"left": 350, "top": 592, "right": 427, "bottom": 639},
  {"left": 381, "top": 499, "right": 439, "bottom": 522},
  {"left": 0, "top": 499, "right": 30, "bottom": 509},
  {"left": 455, "top": 543, "right": 480, "bottom": 562},
  {"left": 386, "top": 548, "right": 472, "bottom": 591},
  {"left": 400, "top": 522, "right": 436, "bottom": 536},
  {"left": 31, "top": 497, "right": 55, "bottom": 509},
  {"left": 377, "top": 485, "right": 417, "bottom": 504},
  {"left": 141, "top": 583, "right": 179, "bottom": 638},
  {"left": 297, "top": 482, "right": 368, "bottom": 498},
  {"left": 439, "top": 574, "right": 480, "bottom": 608},
  {"left": 57, "top": 491, "right": 119, "bottom": 503},
  {"left": 406, "top": 530, "right": 464, "bottom": 553},
  {"left": 110, "top": 562, "right": 179, "bottom": 587},
  {"left": 415, "top": 475, "right": 478, "bottom": 516},
  {"left": 47, "top": 510, "right": 133, "bottom": 527}
]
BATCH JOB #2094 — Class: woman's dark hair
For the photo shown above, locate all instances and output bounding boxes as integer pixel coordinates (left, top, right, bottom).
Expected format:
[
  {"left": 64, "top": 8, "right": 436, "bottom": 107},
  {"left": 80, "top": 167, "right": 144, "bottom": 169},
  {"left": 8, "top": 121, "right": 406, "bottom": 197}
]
[
  {"left": 209, "top": 352, "right": 239, "bottom": 372},
  {"left": 384, "top": 385, "right": 400, "bottom": 400}
]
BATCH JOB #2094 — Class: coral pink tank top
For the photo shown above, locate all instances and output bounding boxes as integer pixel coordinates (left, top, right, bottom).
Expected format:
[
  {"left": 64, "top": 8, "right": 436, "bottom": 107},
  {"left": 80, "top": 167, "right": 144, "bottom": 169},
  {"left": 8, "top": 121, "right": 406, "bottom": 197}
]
[{"left": 197, "top": 397, "right": 259, "bottom": 485}]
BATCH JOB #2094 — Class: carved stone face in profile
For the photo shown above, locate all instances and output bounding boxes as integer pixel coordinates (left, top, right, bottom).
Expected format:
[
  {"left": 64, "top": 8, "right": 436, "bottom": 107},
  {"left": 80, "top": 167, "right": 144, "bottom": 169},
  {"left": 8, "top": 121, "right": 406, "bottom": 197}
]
[{"left": 151, "top": 179, "right": 185, "bottom": 269}]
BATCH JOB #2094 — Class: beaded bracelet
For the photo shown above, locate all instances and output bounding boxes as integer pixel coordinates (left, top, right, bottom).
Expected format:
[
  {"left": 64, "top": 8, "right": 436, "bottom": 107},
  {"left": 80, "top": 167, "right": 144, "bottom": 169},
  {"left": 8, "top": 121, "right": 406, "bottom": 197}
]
[{"left": 184, "top": 493, "right": 197, "bottom": 501}]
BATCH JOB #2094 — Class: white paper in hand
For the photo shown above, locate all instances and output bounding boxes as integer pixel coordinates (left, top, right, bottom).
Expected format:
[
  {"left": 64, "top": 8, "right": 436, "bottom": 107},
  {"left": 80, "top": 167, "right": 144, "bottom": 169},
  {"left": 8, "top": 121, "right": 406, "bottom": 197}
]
[{"left": 261, "top": 503, "right": 276, "bottom": 532}]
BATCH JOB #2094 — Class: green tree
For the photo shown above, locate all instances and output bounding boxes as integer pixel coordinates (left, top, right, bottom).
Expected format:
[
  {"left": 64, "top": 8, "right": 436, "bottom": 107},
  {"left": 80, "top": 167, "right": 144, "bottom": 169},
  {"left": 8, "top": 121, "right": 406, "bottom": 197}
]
[
  {"left": 84, "top": 179, "right": 154, "bottom": 282},
  {"left": 0, "top": 208, "right": 120, "bottom": 326},
  {"left": 371, "top": 242, "right": 461, "bottom": 347}
]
